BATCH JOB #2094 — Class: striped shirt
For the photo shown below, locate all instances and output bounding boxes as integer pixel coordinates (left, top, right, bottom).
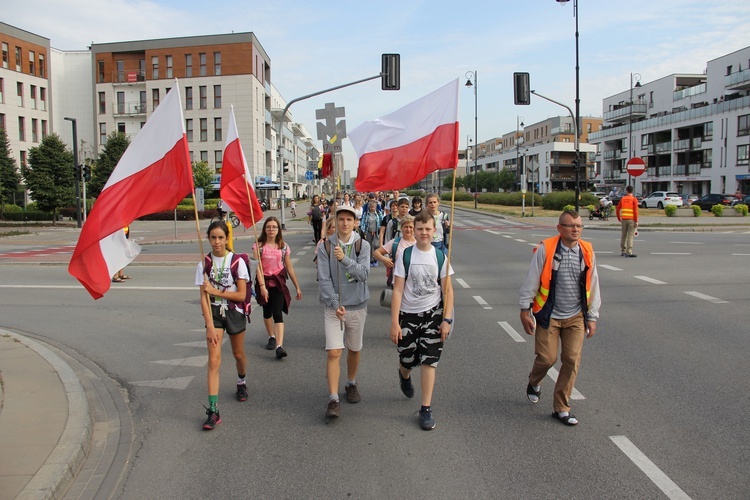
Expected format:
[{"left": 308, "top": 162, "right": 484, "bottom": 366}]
[{"left": 551, "top": 244, "right": 583, "bottom": 319}]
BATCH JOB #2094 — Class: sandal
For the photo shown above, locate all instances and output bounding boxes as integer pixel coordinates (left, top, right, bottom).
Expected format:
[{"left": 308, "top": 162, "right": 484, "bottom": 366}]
[
  {"left": 121, "top": 275, "right": 131, "bottom": 280},
  {"left": 112, "top": 277, "right": 124, "bottom": 283},
  {"left": 551, "top": 412, "right": 578, "bottom": 426}
]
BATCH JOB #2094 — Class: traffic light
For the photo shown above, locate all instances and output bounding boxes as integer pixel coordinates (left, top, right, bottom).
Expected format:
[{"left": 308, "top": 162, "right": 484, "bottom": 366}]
[
  {"left": 513, "top": 72, "right": 531, "bottom": 105},
  {"left": 74, "top": 164, "right": 82, "bottom": 180},
  {"left": 83, "top": 165, "right": 91, "bottom": 182},
  {"left": 381, "top": 54, "right": 400, "bottom": 90},
  {"left": 283, "top": 161, "right": 289, "bottom": 173}
]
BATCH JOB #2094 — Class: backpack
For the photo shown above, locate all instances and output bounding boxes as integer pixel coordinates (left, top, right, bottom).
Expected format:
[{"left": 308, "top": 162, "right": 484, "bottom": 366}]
[
  {"left": 385, "top": 236, "right": 402, "bottom": 288},
  {"left": 402, "top": 245, "right": 446, "bottom": 286},
  {"left": 311, "top": 205, "right": 323, "bottom": 221},
  {"left": 203, "top": 252, "right": 253, "bottom": 320},
  {"left": 323, "top": 238, "right": 362, "bottom": 259}
]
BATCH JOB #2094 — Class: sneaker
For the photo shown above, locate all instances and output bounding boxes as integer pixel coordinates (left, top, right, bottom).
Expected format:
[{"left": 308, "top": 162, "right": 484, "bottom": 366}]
[
  {"left": 526, "top": 383, "right": 540, "bottom": 403},
  {"left": 373, "top": 261, "right": 378, "bottom": 267},
  {"left": 398, "top": 370, "right": 414, "bottom": 398},
  {"left": 202, "top": 407, "right": 221, "bottom": 430},
  {"left": 345, "top": 383, "right": 361, "bottom": 403},
  {"left": 266, "top": 336, "right": 276, "bottom": 350},
  {"left": 419, "top": 407, "right": 436, "bottom": 430},
  {"left": 626, "top": 254, "right": 638, "bottom": 258},
  {"left": 275, "top": 346, "right": 287, "bottom": 359},
  {"left": 236, "top": 383, "right": 248, "bottom": 402},
  {"left": 621, "top": 252, "right": 627, "bottom": 257},
  {"left": 325, "top": 399, "right": 340, "bottom": 418}
]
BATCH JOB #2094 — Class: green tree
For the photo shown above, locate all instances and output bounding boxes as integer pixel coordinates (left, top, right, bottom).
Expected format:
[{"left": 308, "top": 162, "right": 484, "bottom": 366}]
[
  {"left": 89, "top": 132, "right": 130, "bottom": 198},
  {"left": 193, "top": 160, "right": 215, "bottom": 195},
  {"left": 0, "top": 128, "right": 21, "bottom": 219},
  {"left": 498, "top": 167, "right": 516, "bottom": 192},
  {"left": 22, "top": 134, "right": 75, "bottom": 224},
  {"left": 443, "top": 172, "right": 464, "bottom": 190}
]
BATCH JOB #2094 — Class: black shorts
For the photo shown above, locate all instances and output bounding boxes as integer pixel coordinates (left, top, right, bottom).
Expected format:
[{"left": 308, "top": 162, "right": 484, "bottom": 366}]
[
  {"left": 397, "top": 304, "right": 444, "bottom": 368},
  {"left": 210, "top": 304, "right": 246, "bottom": 335}
]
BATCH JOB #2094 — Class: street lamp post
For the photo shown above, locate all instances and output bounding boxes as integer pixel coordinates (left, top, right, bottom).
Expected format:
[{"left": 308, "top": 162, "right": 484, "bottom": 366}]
[
  {"left": 516, "top": 116, "right": 524, "bottom": 190},
  {"left": 64, "top": 117, "right": 81, "bottom": 228},
  {"left": 628, "top": 72, "right": 642, "bottom": 189},
  {"left": 465, "top": 71, "right": 478, "bottom": 209}
]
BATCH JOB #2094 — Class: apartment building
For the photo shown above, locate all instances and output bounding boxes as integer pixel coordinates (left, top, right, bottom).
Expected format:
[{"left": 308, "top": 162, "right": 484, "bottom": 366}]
[
  {"left": 590, "top": 46, "right": 750, "bottom": 196},
  {"left": 0, "top": 22, "right": 52, "bottom": 181}
]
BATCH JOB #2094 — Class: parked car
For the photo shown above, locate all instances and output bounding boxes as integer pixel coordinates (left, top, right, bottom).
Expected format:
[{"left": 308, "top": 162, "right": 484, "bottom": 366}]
[
  {"left": 692, "top": 193, "right": 736, "bottom": 211},
  {"left": 680, "top": 194, "right": 700, "bottom": 207},
  {"left": 730, "top": 195, "right": 750, "bottom": 206},
  {"left": 591, "top": 191, "right": 607, "bottom": 199},
  {"left": 611, "top": 192, "right": 644, "bottom": 207},
  {"left": 641, "top": 191, "right": 683, "bottom": 209}
]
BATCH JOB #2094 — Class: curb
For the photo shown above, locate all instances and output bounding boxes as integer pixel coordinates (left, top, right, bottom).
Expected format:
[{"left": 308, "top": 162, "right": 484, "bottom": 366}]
[{"left": 2, "top": 330, "right": 92, "bottom": 500}]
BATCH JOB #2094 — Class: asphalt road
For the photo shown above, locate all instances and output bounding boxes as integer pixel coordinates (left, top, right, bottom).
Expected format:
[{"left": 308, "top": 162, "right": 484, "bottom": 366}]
[{"left": 0, "top": 213, "right": 748, "bottom": 498}]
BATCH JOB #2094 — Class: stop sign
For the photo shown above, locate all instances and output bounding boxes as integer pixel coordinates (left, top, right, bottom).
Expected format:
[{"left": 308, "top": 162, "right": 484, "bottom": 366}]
[{"left": 626, "top": 157, "right": 646, "bottom": 177}]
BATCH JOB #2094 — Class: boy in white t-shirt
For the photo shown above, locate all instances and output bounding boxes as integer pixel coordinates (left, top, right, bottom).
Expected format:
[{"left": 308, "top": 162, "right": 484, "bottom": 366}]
[{"left": 390, "top": 211, "right": 454, "bottom": 431}]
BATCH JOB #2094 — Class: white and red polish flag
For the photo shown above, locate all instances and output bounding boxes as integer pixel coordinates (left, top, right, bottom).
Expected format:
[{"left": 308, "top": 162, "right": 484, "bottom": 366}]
[
  {"left": 69, "top": 84, "right": 193, "bottom": 299},
  {"left": 220, "top": 106, "right": 263, "bottom": 228},
  {"left": 348, "top": 79, "right": 459, "bottom": 191}
]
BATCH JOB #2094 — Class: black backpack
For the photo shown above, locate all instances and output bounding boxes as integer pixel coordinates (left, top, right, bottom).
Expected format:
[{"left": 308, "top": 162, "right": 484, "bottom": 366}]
[
  {"left": 311, "top": 205, "right": 323, "bottom": 221},
  {"left": 203, "top": 252, "right": 253, "bottom": 320}
]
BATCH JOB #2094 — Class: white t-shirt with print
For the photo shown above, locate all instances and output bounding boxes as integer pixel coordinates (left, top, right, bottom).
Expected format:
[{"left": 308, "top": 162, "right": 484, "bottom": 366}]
[
  {"left": 195, "top": 252, "right": 250, "bottom": 313},
  {"left": 393, "top": 245, "right": 453, "bottom": 314}
]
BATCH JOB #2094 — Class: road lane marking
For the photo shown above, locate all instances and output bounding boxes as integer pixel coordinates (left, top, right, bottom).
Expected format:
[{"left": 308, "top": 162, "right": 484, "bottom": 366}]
[
  {"left": 514, "top": 238, "right": 527, "bottom": 243},
  {"left": 455, "top": 278, "right": 470, "bottom": 288},
  {"left": 175, "top": 339, "right": 227, "bottom": 348},
  {"left": 297, "top": 250, "right": 307, "bottom": 256},
  {"left": 547, "top": 367, "right": 584, "bottom": 399},
  {"left": 599, "top": 264, "right": 622, "bottom": 271},
  {"left": 634, "top": 276, "right": 667, "bottom": 285},
  {"left": 609, "top": 436, "right": 692, "bottom": 500},
  {"left": 502, "top": 235, "right": 513, "bottom": 238},
  {"left": 731, "top": 253, "right": 750, "bottom": 256},
  {"left": 291, "top": 258, "right": 299, "bottom": 264},
  {"left": 131, "top": 376, "right": 195, "bottom": 390},
  {"left": 478, "top": 218, "right": 498, "bottom": 225},
  {"left": 498, "top": 321, "right": 526, "bottom": 342},
  {"left": 669, "top": 241, "right": 702, "bottom": 245},
  {"left": 529, "top": 243, "right": 537, "bottom": 247},
  {"left": 473, "top": 296, "right": 492, "bottom": 309},
  {"left": 651, "top": 252, "right": 690, "bottom": 255},
  {"left": 684, "top": 291, "right": 728, "bottom": 304},
  {"left": 597, "top": 251, "right": 614, "bottom": 254},
  {"left": 484, "top": 230, "right": 503, "bottom": 235},
  {"left": 151, "top": 356, "right": 208, "bottom": 367}
]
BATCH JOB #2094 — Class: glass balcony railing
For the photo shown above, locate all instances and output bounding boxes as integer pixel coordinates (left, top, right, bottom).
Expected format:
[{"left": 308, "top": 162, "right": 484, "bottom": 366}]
[
  {"left": 673, "top": 83, "right": 706, "bottom": 101},
  {"left": 113, "top": 101, "right": 147, "bottom": 116},
  {"left": 725, "top": 68, "right": 750, "bottom": 87},
  {"left": 603, "top": 101, "right": 648, "bottom": 122}
]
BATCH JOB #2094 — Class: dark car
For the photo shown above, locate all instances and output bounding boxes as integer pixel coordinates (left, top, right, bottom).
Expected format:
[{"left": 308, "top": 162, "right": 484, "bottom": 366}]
[
  {"left": 731, "top": 195, "right": 750, "bottom": 206},
  {"left": 692, "top": 193, "right": 736, "bottom": 211},
  {"left": 611, "top": 192, "right": 644, "bottom": 207}
]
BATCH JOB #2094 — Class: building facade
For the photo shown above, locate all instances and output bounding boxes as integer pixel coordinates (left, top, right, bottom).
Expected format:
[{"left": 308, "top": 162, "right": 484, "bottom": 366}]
[{"left": 590, "top": 46, "right": 750, "bottom": 197}]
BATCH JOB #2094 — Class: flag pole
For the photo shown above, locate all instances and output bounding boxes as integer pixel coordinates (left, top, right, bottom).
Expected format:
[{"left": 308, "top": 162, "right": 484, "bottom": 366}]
[
  {"left": 190, "top": 188, "right": 212, "bottom": 312},
  {"left": 243, "top": 178, "right": 266, "bottom": 283},
  {"left": 334, "top": 153, "right": 344, "bottom": 331},
  {"left": 443, "top": 167, "right": 457, "bottom": 323}
]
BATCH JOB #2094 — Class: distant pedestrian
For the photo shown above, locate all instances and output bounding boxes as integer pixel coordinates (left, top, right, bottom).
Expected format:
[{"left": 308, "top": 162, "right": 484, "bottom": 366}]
[
  {"left": 253, "top": 217, "right": 302, "bottom": 359},
  {"left": 390, "top": 211, "right": 454, "bottom": 430},
  {"left": 425, "top": 193, "right": 450, "bottom": 253},
  {"left": 519, "top": 210, "right": 600, "bottom": 426},
  {"left": 308, "top": 194, "right": 324, "bottom": 243},
  {"left": 409, "top": 196, "right": 423, "bottom": 216},
  {"left": 616, "top": 185, "right": 639, "bottom": 257},
  {"left": 374, "top": 214, "right": 416, "bottom": 289},
  {"left": 361, "top": 200, "right": 384, "bottom": 266}
]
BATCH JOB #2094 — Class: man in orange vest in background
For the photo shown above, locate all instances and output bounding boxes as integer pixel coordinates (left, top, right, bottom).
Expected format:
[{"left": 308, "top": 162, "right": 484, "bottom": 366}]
[
  {"left": 616, "top": 185, "right": 639, "bottom": 257},
  {"left": 519, "top": 210, "right": 601, "bottom": 426}
]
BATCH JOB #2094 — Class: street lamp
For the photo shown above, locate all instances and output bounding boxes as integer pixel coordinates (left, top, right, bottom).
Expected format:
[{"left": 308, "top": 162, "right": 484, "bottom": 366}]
[
  {"left": 465, "top": 71, "right": 478, "bottom": 209},
  {"left": 516, "top": 116, "right": 524, "bottom": 190},
  {"left": 63, "top": 117, "right": 81, "bottom": 228},
  {"left": 628, "top": 72, "right": 642, "bottom": 188},
  {"left": 556, "top": 0, "right": 582, "bottom": 211}
]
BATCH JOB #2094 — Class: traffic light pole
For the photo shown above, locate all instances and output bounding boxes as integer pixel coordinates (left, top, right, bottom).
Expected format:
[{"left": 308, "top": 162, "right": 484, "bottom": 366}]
[{"left": 64, "top": 117, "right": 82, "bottom": 228}]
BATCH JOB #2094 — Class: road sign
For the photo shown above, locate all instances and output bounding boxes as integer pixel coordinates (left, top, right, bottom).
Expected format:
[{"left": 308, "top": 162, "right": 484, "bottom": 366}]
[
  {"left": 626, "top": 157, "right": 646, "bottom": 177},
  {"left": 305, "top": 170, "right": 314, "bottom": 181}
]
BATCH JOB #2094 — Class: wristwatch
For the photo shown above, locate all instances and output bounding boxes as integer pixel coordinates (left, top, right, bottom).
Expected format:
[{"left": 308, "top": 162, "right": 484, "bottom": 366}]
[{"left": 442, "top": 318, "right": 453, "bottom": 325}]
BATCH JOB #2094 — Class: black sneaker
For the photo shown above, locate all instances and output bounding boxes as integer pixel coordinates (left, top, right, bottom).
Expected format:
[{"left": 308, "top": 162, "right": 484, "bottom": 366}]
[
  {"left": 419, "top": 407, "right": 436, "bottom": 430},
  {"left": 526, "top": 383, "right": 541, "bottom": 403},
  {"left": 236, "top": 383, "right": 248, "bottom": 402},
  {"left": 202, "top": 406, "right": 221, "bottom": 430},
  {"left": 275, "top": 346, "right": 287, "bottom": 359},
  {"left": 398, "top": 370, "right": 414, "bottom": 398},
  {"left": 325, "top": 399, "right": 340, "bottom": 419},
  {"left": 626, "top": 254, "right": 638, "bottom": 258},
  {"left": 345, "top": 383, "right": 361, "bottom": 403},
  {"left": 266, "top": 336, "right": 277, "bottom": 350}
]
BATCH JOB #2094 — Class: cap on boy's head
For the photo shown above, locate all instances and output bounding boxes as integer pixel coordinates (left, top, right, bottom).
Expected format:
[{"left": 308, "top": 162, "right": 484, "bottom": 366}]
[{"left": 336, "top": 205, "right": 357, "bottom": 217}]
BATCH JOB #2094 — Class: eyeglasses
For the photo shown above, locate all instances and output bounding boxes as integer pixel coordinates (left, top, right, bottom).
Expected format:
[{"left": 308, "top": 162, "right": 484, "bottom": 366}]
[
  {"left": 559, "top": 223, "right": 583, "bottom": 229},
  {"left": 266, "top": 226, "right": 279, "bottom": 229}
]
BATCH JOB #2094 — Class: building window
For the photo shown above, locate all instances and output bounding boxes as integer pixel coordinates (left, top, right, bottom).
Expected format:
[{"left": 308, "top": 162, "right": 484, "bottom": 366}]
[
  {"left": 185, "top": 87, "right": 193, "bottom": 110},
  {"left": 185, "top": 54, "right": 192, "bottom": 77},
  {"left": 17, "top": 82, "right": 23, "bottom": 107},
  {"left": 139, "top": 59, "right": 146, "bottom": 80},
  {"left": 41, "top": 120, "right": 47, "bottom": 139},
  {"left": 18, "top": 117, "right": 25, "bottom": 141},
  {"left": 30, "top": 85, "right": 36, "bottom": 109},
  {"left": 214, "top": 52, "right": 221, "bottom": 75},
  {"left": 29, "top": 51, "right": 35, "bottom": 75},
  {"left": 15, "top": 46, "right": 21, "bottom": 72},
  {"left": 199, "top": 86, "right": 207, "bottom": 109},
  {"left": 199, "top": 53, "right": 206, "bottom": 76},
  {"left": 116, "top": 60, "right": 124, "bottom": 82},
  {"left": 738, "top": 115, "right": 750, "bottom": 137},
  {"left": 215, "top": 150, "right": 223, "bottom": 170},
  {"left": 200, "top": 150, "right": 208, "bottom": 162},
  {"left": 117, "top": 122, "right": 126, "bottom": 133},
  {"left": 152, "top": 56, "right": 159, "bottom": 79},
  {"left": 39, "top": 53, "right": 45, "bottom": 78},
  {"left": 214, "top": 117, "right": 222, "bottom": 141},
  {"left": 189, "top": 150, "right": 194, "bottom": 163},
  {"left": 738, "top": 145, "right": 749, "bottom": 166},
  {"left": 40, "top": 88, "right": 46, "bottom": 111},
  {"left": 99, "top": 123, "right": 107, "bottom": 145},
  {"left": 200, "top": 118, "right": 208, "bottom": 141},
  {"left": 31, "top": 118, "right": 38, "bottom": 142},
  {"left": 20, "top": 151, "right": 26, "bottom": 167},
  {"left": 98, "top": 60, "right": 105, "bottom": 82},
  {"left": 152, "top": 88, "right": 160, "bottom": 110},
  {"left": 0, "top": 77, "right": 4, "bottom": 103},
  {"left": 166, "top": 55, "right": 173, "bottom": 78},
  {"left": 213, "top": 85, "right": 221, "bottom": 108},
  {"left": 704, "top": 121, "right": 713, "bottom": 140},
  {"left": 1, "top": 113, "right": 6, "bottom": 129},
  {"left": 116, "top": 92, "right": 125, "bottom": 114},
  {"left": 139, "top": 91, "right": 147, "bottom": 113},
  {"left": 703, "top": 149, "right": 712, "bottom": 168},
  {"left": 1, "top": 43, "right": 7, "bottom": 69},
  {"left": 186, "top": 119, "right": 193, "bottom": 142}
]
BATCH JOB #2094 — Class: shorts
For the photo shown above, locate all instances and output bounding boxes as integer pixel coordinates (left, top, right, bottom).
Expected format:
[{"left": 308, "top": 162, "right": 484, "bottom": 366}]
[
  {"left": 397, "top": 304, "right": 444, "bottom": 368},
  {"left": 324, "top": 307, "right": 367, "bottom": 351},
  {"left": 210, "top": 304, "right": 246, "bottom": 335}
]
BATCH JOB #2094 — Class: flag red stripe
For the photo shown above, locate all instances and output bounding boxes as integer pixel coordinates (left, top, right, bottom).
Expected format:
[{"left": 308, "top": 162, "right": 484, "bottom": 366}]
[
  {"left": 221, "top": 137, "right": 264, "bottom": 228},
  {"left": 354, "top": 122, "right": 458, "bottom": 192}
]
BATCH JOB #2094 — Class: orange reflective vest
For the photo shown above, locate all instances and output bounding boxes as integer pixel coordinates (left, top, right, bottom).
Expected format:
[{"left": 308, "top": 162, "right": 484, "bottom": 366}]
[
  {"left": 616, "top": 194, "right": 638, "bottom": 221},
  {"left": 532, "top": 236, "right": 594, "bottom": 327}
]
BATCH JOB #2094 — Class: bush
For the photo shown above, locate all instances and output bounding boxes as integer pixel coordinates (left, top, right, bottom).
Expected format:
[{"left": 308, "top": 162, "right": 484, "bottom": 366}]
[
  {"left": 2, "top": 211, "right": 56, "bottom": 221},
  {"left": 710, "top": 204, "right": 724, "bottom": 216},
  {"left": 443, "top": 192, "right": 473, "bottom": 202},
  {"left": 136, "top": 209, "right": 217, "bottom": 221},
  {"left": 541, "top": 192, "right": 581, "bottom": 210},
  {"left": 734, "top": 204, "right": 749, "bottom": 216},
  {"left": 692, "top": 204, "right": 701, "bottom": 217},
  {"left": 2, "top": 204, "right": 23, "bottom": 214},
  {"left": 563, "top": 204, "right": 576, "bottom": 212},
  {"left": 664, "top": 205, "right": 677, "bottom": 217}
]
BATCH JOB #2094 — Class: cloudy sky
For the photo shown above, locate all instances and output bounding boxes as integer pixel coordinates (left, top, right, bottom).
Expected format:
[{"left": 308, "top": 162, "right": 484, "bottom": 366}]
[{"left": 3, "top": 0, "right": 749, "bottom": 172}]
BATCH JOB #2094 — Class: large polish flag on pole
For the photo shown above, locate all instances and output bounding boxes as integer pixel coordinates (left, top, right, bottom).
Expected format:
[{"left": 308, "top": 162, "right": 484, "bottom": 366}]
[
  {"left": 349, "top": 79, "right": 459, "bottom": 192},
  {"left": 220, "top": 106, "right": 264, "bottom": 228},
  {"left": 69, "top": 84, "right": 193, "bottom": 299}
]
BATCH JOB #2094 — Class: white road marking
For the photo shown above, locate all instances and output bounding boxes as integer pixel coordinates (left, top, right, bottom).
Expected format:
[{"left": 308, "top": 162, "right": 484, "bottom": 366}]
[
  {"left": 291, "top": 257, "right": 299, "bottom": 264},
  {"left": 502, "top": 235, "right": 513, "bottom": 238},
  {"left": 131, "top": 376, "right": 194, "bottom": 390},
  {"left": 484, "top": 230, "right": 503, "bottom": 235},
  {"left": 0, "top": 285, "right": 195, "bottom": 290},
  {"left": 473, "top": 296, "right": 492, "bottom": 309},
  {"left": 498, "top": 321, "right": 526, "bottom": 343},
  {"left": 514, "top": 238, "right": 527, "bottom": 243},
  {"left": 478, "top": 218, "right": 498, "bottom": 225},
  {"left": 609, "top": 436, "right": 692, "bottom": 500},
  {"left": 634, "top": 275, "right": 667, "bottom": 285},
  {"left": 529, "top": 243, "right": 537, "bottom": 247},
  {"left": 150, "top": 356, "right": 208, "bottom": 367},
  {"left": 599, "top": 264, "right": 622, "bottom": 271},
  {"left": 597, "top": 251, "right": 615, "bottom": 254},
  {"left": 731, "top": 253, "right": 750, "bottom": 256},
  {"left": 547, "top": 367, "right": 585, "bottom": 400},
  {"left": 455, "top": 278, "right": 470, "bottom": 288},
  {"left": 175, "top": 339, "right": 227, "bottom": 348},
  {"left": 651, "top": 252, "right": 690, "bottom": 255},
  {"left": 297, "top": 250, "right": 307, "bottom": 256},
  {"left": 669, "top": 241, "right": 702, "bottom": 245},
  {"left": 684, "top": 291, "right": 728, "bottom": 304}
]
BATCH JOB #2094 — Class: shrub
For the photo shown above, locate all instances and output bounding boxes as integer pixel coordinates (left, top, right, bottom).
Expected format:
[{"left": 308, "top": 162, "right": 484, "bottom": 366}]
[
  {"left": 710, "top": 204, "right": 724, "bottom": 216},
  {"left": 541, "top": 192, "right": 577, "bottom": 210},
  {"left": 586, "top": 204, "right": 596, "bottom": 212},
  {"left": 2, "top": 204, "right": 23, "bottom": 213},
  {"left": 443, "top": 192, "right": 473, "bottom": 202},
  {"left": 2, "top": 211, "right": 56, "bottom": 221},
  {"left": 664, "top": 205, "right": 677, "bottom": 217},
  {"left": 563, "top": 204, "right": 576, "bottom": 212},
  {"left": 136, "top": 209, "right": 216, "bottom": 221},
  {"left": 692, "top": 204, "right": 701, "bottom": 217},
  {"left": 734, "top": 204, "right": 749, "bottom": 216}
]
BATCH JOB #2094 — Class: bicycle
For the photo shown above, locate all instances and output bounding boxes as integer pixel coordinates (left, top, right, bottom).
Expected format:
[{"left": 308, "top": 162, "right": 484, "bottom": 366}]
[{"left": 211, "top": 212, "right": 240, "bottom": 228}]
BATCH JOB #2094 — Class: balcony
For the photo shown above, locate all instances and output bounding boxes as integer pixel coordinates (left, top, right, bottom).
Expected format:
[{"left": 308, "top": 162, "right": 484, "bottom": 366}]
[
  {"left": 113, "top": 101, "right": 147, "bottom": 116},
  {"left": 673, "top": 164, "right": 702, "bottom": 176},
  {"left": 673, "top": 139, "right": 689, "bottom": 152},
  {"left": 725, "top": 68, "right": 750, "bottom": 90},
  {"left": 673, "top": 83, "right": 706, "bottom": 101},
  {"left": 113, "top": 70, "right": 147, "bottom": 84},
  {"left": 603, "top": 101, "right": 647, "bottom": 123}
]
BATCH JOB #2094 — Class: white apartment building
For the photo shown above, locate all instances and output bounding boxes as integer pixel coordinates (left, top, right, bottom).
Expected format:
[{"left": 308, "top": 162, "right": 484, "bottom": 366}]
[
  {"left": 590, "top": 46, "right": 750, "bottom": 196},
  {"left": 51, "top": 49, "right": 95, "bottom": 163}
]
